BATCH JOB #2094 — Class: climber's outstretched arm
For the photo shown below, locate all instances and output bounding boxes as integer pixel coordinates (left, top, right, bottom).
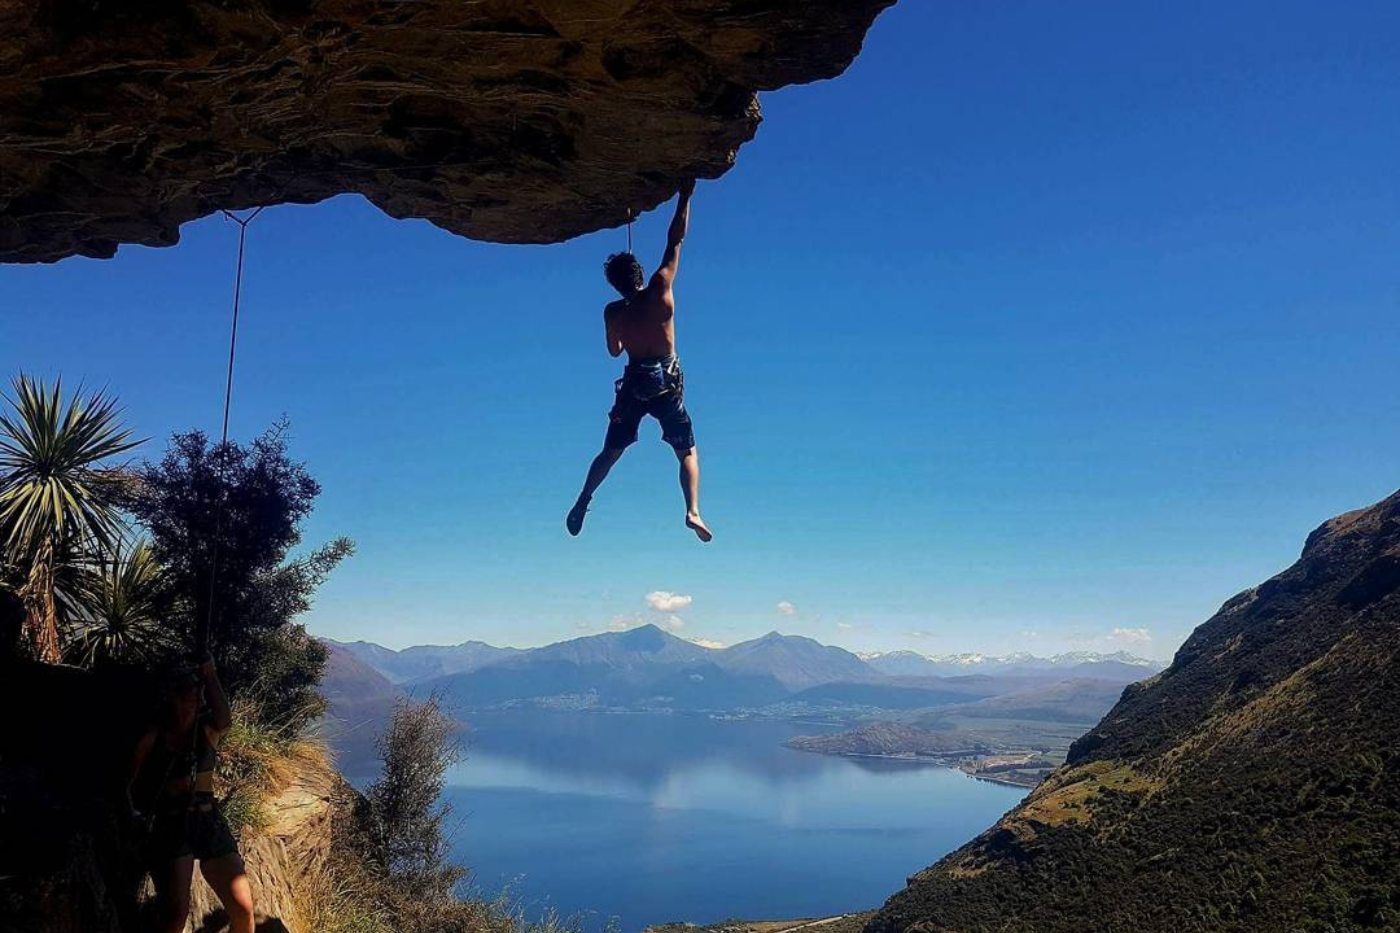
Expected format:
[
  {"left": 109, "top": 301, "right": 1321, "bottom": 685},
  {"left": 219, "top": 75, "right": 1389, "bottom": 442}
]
[{"left": 651, "top": 180, "right": 695, "bottom": 291}]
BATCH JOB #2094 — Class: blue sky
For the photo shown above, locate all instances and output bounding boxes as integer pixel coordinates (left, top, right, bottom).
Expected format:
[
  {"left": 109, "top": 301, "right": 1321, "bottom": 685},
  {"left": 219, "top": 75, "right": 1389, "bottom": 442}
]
[{"left": 3, "top": 1, "right": 1398, "bottom": 661}]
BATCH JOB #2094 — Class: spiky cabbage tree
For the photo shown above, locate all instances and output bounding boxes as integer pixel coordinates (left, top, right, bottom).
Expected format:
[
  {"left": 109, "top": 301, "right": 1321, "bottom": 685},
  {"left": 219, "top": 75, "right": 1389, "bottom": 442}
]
[
  {"left": 0, "top": 376, "right": 140, "bottom": 661},
  {"left": 66, "top": 539, "right": 174, "bottom": 667}
]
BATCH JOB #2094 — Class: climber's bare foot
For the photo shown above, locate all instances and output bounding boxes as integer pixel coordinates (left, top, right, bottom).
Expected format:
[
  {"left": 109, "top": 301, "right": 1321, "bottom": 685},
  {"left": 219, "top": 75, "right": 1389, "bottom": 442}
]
[{"left": 686, "top": 512, "right": 713, "bottom": 543}]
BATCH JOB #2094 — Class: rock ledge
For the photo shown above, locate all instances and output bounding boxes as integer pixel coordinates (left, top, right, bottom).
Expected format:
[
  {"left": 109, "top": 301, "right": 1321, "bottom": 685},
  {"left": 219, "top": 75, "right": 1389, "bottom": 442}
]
[{"left": 0, "top": 0, "right": 895, "bottom": 262}]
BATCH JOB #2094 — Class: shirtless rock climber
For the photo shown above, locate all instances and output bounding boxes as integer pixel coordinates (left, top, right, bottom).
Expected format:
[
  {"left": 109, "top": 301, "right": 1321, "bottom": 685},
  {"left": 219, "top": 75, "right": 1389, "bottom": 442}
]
[{"left": 567, "top": 179, "right": 713, "bottom": 543}]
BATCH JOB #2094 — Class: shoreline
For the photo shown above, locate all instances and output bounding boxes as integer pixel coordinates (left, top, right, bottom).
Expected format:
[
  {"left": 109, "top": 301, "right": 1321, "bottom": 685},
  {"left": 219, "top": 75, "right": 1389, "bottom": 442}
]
[
  {"left": 959, "top": 767, "right": 1043, "bottom": 789},
  {"left": 788, "top": 746, "right": 1045, "bottom": 789},
  {"left": 789, "top": 748, "right": 962, "bottom": 766}
]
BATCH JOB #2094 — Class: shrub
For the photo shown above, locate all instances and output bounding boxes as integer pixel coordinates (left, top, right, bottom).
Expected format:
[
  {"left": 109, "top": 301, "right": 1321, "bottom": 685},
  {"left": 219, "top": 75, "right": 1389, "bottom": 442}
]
[
  {"left": 360, "top": 694, "right": 466, "bottom": 905},
  {"left": 124, "top": 421, "right": 351, "bottom": 729}
]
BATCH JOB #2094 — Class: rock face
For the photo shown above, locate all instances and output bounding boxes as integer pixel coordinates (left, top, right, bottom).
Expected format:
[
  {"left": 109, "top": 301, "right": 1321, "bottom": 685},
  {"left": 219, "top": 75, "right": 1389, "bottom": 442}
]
[
  {"left": 866, "top": 490, "right": 1400, "bottom": 933},
  {"left": 0, "top": 0, "right": 895, "bottom": 263}
]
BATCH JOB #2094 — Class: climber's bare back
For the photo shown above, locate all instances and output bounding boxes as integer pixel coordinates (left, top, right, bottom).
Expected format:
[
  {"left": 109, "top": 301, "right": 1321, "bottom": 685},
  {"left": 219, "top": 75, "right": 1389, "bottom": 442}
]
[{"left": 605, "top": 286, "right": 675, "bottom": 360}]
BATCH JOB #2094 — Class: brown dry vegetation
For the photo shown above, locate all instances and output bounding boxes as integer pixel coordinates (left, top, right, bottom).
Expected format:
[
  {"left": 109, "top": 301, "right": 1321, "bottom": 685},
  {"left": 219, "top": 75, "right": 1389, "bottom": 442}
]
[{"left": 208, "top": 704, "right": 594, "bottom": 933}]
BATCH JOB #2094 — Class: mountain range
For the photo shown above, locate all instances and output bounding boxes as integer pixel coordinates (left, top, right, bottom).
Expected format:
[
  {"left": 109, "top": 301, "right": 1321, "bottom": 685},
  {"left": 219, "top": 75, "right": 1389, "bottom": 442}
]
[
  {"left": 326, "top": 629, "right": 1159, "bottom": 712},
  {"left": 860, "top": 649, "right": 1158, "bottom": 679},
  {"left": 327, "top": 639, "right": 521, "bottom": 683}
]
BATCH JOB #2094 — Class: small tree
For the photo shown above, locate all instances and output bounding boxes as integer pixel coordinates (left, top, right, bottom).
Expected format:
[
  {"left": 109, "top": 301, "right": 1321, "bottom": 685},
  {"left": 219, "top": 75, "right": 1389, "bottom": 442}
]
[
  {"left": 124, "top": 420, "right": 351, "bottom": 728},
  {"left": 362, "top": 694, "right": 466, "bottom": 906}
]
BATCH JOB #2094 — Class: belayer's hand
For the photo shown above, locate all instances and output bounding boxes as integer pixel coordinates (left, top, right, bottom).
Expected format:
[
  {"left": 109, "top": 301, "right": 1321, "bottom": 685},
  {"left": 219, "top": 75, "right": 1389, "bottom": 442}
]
[{"left": 126, "top": 806, "right": 152, "bottom": 836}]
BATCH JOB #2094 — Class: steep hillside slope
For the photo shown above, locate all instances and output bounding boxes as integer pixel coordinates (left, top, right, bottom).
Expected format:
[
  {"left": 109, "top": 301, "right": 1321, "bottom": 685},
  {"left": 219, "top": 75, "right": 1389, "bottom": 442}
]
[
  {"left": 319, "top": 640, "right": 403, "bottom": 771},
  {"left": 930, "top": 678, "right": 1131, "bottom": 723},
  {"left": 867, "top": 490, "right": 1400, "bottom": 933}
]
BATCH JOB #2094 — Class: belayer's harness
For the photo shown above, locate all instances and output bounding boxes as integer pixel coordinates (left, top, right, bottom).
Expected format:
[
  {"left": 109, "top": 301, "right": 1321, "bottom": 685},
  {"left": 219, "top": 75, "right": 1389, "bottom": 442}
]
[{"left": 618, "top": 354, "right": 682, "bottom": 402}]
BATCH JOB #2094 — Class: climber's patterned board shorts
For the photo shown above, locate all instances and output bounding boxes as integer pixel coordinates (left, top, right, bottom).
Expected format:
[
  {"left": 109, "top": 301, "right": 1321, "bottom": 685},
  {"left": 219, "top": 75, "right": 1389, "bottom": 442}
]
[{"left": 605, "top": 355, "right": 695, "bottom": 453}]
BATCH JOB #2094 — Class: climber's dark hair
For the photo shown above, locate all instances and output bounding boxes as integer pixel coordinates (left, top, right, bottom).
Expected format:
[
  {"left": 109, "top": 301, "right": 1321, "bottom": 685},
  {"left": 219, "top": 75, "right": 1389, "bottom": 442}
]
[{"left": 604, "top": 252, "right": 644, "bottom": 297}]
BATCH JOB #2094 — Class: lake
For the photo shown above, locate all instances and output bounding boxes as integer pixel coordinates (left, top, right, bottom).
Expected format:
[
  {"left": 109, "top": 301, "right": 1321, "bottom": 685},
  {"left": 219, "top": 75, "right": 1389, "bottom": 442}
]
[{"left": 444, "top": 711, "right": 1025, "bottom": 932}]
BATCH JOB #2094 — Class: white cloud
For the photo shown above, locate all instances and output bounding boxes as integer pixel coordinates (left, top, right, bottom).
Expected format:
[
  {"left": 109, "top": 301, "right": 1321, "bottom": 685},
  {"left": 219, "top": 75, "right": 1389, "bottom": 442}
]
[
  {"left": 646, "top": 591, "right": 693, "bottom": 613},
  {"left": 608, "top": 614, "right": 643, "bottom": 632},
  {"left": 776, "top": 601, "right": 797, "bottom": 616},
  {"left": 1107, "top": 627, "right": 1152, "bottom": 646},
  {"left": 906, "top": 630, "right": 933, "bottom": 639},
  {"left": 835, "top": 622, "right": 854, "bottom": 632},
  {"left": 660, "top": 615, "right": 685, "bottom": 632},
  {"left": 690, "top": 638, "right": 726, "bottom": 650}
]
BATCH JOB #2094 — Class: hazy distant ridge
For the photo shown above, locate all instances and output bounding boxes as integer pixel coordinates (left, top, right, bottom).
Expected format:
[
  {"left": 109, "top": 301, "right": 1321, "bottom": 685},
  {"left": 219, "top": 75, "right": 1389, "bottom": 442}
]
[
  {"left": 327, "top": 627, "right": 1160, "bottom": 714},
  {"left": 860, "top": 648, "right": 1158, "bottom": 679},
  {"left": 329, "top": 638, "right": 523, "bottom": 683}
]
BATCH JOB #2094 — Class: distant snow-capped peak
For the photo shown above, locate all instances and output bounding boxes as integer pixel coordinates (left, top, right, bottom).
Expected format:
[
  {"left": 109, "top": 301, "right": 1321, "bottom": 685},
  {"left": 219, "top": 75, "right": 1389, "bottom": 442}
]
[
  {"left": 857, "top": 649, "right": 926, "bottom": 661},
  {"left": 862, "top": 649, "right": 1158, "bottom": 668}
]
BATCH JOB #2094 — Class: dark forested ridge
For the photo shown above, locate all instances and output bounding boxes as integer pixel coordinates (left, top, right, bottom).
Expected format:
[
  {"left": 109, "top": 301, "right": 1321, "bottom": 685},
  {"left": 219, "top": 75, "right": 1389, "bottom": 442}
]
[{"left": 866, "top": 490, "right": 1400, "bottom": 933}]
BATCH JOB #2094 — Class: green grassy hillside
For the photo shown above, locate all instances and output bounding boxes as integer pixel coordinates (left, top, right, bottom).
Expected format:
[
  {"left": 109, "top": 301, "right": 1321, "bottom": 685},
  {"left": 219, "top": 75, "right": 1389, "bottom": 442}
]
[{"left": 866, "top": 490, "right": 1400, "bottom": 933}]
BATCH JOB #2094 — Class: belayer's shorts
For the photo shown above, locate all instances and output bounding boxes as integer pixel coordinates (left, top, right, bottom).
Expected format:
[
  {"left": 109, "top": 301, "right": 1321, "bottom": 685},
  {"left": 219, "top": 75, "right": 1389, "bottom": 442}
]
[
  {"left": 604, "top": 355, "right": 695, "bottom": 453},
  {"left": 144, "top": 797, "right": 239, "bottom": 865}
]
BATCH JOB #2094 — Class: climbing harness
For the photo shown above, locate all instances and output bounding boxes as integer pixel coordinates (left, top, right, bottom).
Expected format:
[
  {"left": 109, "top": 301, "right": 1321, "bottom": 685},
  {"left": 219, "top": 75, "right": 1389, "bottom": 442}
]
[{"left": 197, "top": 207, "right": 265, "bottom": 657}]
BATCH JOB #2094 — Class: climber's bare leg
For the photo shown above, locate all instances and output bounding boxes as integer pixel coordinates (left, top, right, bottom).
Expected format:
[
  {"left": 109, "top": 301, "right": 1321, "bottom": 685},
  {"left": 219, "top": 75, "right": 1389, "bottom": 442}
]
[
  {"left": 150, "top": 855, "right": 194, "bottom": 933},
  {"left": 201, "top": 852, "right": 255, "bottom": 933},
  {"left": 569, "top": 447, "right": 625, "bottom": 535},
  {"left": 676, "top": 446, "right": 712, "bottom": 542}
]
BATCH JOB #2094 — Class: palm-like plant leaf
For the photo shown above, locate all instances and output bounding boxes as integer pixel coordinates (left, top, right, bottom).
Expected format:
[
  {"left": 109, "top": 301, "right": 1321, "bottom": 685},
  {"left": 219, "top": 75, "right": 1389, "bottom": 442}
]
[
  {"left": 66, "top": 539, "right": 175, "bottom": 667},
  {"left": 0, "top": 375, "right": 143, "bottom": 659},
  {"left": 0, "top": 376, "right": 139, "bottom": 554}
]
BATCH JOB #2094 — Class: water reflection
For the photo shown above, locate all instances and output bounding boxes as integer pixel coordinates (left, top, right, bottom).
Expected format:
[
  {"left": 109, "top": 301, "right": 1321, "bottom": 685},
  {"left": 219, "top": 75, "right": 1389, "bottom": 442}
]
[
  {"left": 455, "top": 711, "right": 845, "bottom": 790},
  {"left": 446, "top": 712, "right": 1024, "bottom": 932}
]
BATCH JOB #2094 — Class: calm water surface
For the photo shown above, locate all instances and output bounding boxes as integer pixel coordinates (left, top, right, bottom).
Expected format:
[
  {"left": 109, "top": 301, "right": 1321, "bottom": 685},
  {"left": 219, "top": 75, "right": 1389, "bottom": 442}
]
[{"left": 444, "top": 712, "right": 1024, "bottom": 932}]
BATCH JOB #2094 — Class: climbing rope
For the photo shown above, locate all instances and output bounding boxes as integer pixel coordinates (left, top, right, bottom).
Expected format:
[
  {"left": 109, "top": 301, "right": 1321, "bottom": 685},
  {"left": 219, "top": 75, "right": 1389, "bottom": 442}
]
[
  {"left": 216, "top": 207, "right": 264, "bottom": 442},
  {"left": 197, "top": 206, "right": 266, "bottom": 657},
  {"left": 626, "top": 208, "right": 634, "bottom": 254}
]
